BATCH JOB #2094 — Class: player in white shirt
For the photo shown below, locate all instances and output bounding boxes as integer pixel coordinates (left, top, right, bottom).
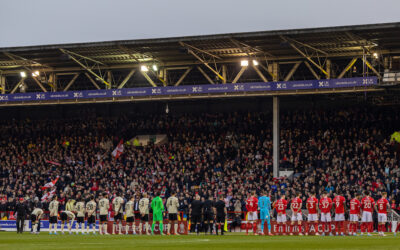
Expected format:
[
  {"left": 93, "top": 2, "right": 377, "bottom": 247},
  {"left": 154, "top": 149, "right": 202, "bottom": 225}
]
[
  {"left": 99, "top": 192, "right": 110, "bottom": 235},
  {"left": 166, "top": 191, "right": 180, "bottom": 235},
  {"left": 48, "top": 196, "right": 59, "bottom": 235},
  {"left": 112, "top": 192, "right": 125, "bottom": 234},
  {"left": 31, "top": 207, "right": 44, "bottom": 234},
  {"left": 86, "top": 195, "right": 97, "bottom": 234},
  {"left": 75, "top": 197, "right": 86, "bottom": 234},
  {"left": 125, "top": 196, "right": 135, "bottom": 235},
  {"left": 139, "top": 193, "right": 151, "bottom": 235},
  {"left": 61, "top": 199, "right": 76, "bottom": 234}
]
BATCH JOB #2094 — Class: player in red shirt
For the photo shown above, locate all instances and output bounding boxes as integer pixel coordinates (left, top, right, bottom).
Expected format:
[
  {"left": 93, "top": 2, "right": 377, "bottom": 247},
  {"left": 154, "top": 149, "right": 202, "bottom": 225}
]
[
  {"left": 349, "top": 193, "right": 361, "bottom": 236},
  {"left": 306, "top": 192, "right": 319, "bottom": 236},
  {"left": 360, "top": 190, "right": 375, "bottom": 236},
  {"left": 273, "top": 194, "right": 288, "bottom": 235},
  {"left": 319, "top": 191, "right": 333, "bottom": 236},
  {"left": 375, "top": 192, "right": 390, "bottom": 236},
  {"left": 333, "top": 192, "right": 346, "bottom": 236},
  {"left": 290, "top": 193, "right": 303, "bottom": 236},
  {"left": 245, "top": 190, "right": 258, "bottom": 235}
]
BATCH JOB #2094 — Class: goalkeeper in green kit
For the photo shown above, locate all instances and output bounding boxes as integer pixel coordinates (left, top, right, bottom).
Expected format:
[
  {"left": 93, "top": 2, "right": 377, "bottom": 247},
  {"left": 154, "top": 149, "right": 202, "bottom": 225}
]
[{"left": 151, "top": 191, "right": 165, "bottom": 235}]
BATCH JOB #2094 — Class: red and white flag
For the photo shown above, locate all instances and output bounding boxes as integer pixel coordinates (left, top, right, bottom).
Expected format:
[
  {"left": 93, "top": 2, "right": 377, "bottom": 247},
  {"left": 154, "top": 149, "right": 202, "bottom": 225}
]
[
  {"left": 41, "top": 177, "right": 59, "bottom": 190},
  {"left": 46, "top": 160, "right": 61, "bottom": 166},
  {"left": 41, "top": 189, "right": 56, "bottom": 202},
  {"left": 112, "top": 140, "right": 124, "bottom": 159}
]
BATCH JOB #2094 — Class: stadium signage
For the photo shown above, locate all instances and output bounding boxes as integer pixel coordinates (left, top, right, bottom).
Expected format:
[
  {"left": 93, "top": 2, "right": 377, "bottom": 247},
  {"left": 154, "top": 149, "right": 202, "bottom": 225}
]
[{"left": 0, "top": 77, "right": 376, "bottom": 102}]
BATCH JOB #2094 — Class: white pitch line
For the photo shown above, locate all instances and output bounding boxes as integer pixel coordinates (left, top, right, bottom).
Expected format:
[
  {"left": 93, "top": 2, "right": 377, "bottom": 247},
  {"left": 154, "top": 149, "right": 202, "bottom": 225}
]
[{"left": 79, "top": 243, "right": 105, "bottom": 245}]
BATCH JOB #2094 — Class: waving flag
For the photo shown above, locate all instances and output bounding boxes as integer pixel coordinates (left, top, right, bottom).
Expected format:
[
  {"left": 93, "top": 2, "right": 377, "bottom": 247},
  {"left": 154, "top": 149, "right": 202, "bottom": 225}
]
[
  {"left": 46, "top": 160, "right": 61, "bottom": 166},
  {"left": 112, "top": 140, "right": 124, "bottom": 159},
  {"left": 41, "top": 177, "right": 59, "bottom": 190},
  {"left": 41, "top": 189, "right": 57, "bottom": 202}
]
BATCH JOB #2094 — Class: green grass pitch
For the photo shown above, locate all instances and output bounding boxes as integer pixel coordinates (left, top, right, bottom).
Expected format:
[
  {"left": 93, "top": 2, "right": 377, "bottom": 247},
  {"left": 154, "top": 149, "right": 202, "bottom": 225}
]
[{"left": 1, "top": 232, "right": 400, "bottom": 250}]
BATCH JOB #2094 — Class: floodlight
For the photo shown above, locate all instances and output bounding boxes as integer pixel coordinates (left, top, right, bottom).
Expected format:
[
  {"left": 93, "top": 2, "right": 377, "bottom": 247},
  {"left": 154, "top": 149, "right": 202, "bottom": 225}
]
[
  {"left": 241, "top": 60, "right": 249, "bottom": 67},
  {"left": 141, "top": 65, "right": 149, "bottom": 72},
  {"left": 253, "top": 60, "right": 259, "bottom": 66},
  {"left": 20, "top": 71, "right": 26, "bottom": 78}
]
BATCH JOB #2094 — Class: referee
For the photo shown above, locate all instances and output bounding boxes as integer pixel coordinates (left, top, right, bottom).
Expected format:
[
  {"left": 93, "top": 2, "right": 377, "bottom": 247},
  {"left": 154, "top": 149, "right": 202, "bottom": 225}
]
[{"left": 14, "top": 198, "right": 28, "bottom": 234}]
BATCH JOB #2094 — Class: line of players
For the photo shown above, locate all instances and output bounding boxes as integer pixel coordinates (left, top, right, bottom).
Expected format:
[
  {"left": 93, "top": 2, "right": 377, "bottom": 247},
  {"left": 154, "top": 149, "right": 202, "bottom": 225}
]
[
  {"left": 29, "top": 189, "right": 390, "bottom": 236},
  {"left": 30, "top": 191, "right": 183, "bottom": 235},
  {"left": 245, "top": 190, "right": 390, "bottom": 236}
]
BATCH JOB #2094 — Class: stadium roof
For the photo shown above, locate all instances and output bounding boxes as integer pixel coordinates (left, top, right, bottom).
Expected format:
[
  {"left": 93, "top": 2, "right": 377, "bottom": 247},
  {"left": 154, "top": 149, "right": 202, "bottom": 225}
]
[
  {"left": 1, "top": 22, "right": 399, "bottom": 71},
  {"left": 0, "top": 22, "right": 399, "bottom": 104}
]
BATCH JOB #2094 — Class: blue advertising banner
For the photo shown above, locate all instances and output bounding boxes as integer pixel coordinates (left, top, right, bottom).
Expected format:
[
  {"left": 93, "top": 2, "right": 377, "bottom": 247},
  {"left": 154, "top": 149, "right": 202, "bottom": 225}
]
[
  {"left": 0, "top": 77, "right": 377, "bottom": 103},
  {"left": 0, "top": 220, "right": 99, "bottom": 231}
]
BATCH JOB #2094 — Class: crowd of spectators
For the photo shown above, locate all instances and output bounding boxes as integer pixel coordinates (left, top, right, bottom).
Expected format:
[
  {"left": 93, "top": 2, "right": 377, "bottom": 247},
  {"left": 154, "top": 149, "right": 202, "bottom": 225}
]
[{"left": 0, "top": 105, "right": 400, "bottom": 219}]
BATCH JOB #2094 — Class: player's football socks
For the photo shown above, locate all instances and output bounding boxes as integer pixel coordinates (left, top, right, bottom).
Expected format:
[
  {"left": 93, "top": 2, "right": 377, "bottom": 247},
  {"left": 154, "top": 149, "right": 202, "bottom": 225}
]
[
  {"left": 112, "top": 223, "right": 116, "bottom": 234},
  {"left": 146, "top": 224, "right": 151, "bottom": 235},
  {"left": 175, "top": 223, "right": 179, "bottom": 235},
  {"left": 159, "top": 222, "right": 164, "bottom": 235}
]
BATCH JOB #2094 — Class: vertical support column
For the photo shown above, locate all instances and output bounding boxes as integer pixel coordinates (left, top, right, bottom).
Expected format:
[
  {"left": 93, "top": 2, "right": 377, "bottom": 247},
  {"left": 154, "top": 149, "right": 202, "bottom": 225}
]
[
  {"left": 383, "top": 57, "right": 389, "bottom": 70},
  {"left": 49, "top": 73, "right": 57, "bottom": 92},
  {"left": 107, "top": 71, "right": 112, "bottom": 89},
  {"left": 270, "top": 62, "right": 279, "bottom": 81},
  {"left": 273, "top": 96, "right": 280, "bottom": 178},
  {"left": 163, "top": 68, "right": 168, "bottom": 86},
  {"left": 326, "top": 59, "right": 331, "bottom": 79},
  {"left": 222, "top": 65, "right": 227, "bottom": 83},
  {"left": 0, "top": 75, "right": 5, "bottom": 94}
]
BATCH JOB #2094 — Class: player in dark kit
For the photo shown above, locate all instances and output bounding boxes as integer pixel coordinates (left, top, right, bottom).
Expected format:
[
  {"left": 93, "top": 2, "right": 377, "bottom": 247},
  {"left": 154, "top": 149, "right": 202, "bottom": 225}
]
[
  {"left": 190, "top": 194, "right": 203, "bottom": 235},
  {"left": 202, "top": 196, "right": 215, "bottom": 235},
  {"left": 214, "top": 195, "right": 227, "bottom": 235}
]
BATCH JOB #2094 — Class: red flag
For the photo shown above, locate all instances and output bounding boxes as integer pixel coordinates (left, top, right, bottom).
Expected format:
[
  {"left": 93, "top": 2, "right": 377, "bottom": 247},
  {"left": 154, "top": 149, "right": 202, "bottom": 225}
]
[
  {"left": 112, "top": 140, "right": 124, "bottom": 159},
  {"left": 41, "top": 177, "right": 59, "bottom": 190},
  {"left": 46, "top": 160, "right": 61, "bottom": 166}
]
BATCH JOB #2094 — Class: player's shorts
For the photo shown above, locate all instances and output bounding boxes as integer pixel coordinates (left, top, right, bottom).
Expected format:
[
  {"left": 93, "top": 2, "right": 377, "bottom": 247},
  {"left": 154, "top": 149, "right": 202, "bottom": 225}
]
[
  {"left": 349, "top": 214, "right": 359, "bottom": 222},
  {"left": 277, "top": 214, "right": 287, "bottom": 223},
  {"left": 60, "top": 212, "right": 68, "bottom": 221},
  {"left": 88, "top": 215, "right": 96, "bottom": 224},
  {"left": 247, "top": 211, "right": 258, "bottom": 221},
  {"left": 378, "top": 213, "right": 387, "bottom": 223},
  {"left": 100, "top": 215, "right": 108, "bottom": 222},
  {"left": 260, "top": 209, "right": 270, "bottom": 220},
  {"left": 169, "top": 213, "right": 178, "bottom": 221},
  {"left": 216, "top": 214, "right": 225, "bottom": 223},
  {"left": 334, "top": 213, "right": 345, "bottom": 221},
  {"left": 114, "top": 213, "right": 122, "bottom": 221},
  {"left": 191, "top": 214, "right": 201, "bottom": 224},
  {"left": 77, "top": 216, "right": 84, "bottom": 223},
  {"left": 141, "top": 214, "right": 149, "bottom": 222},
  {"left": 361, "top": 211, "right": 373, "bottom": 223},
  {"left": 308, "top": 213, "right": 318, "bottom": 221},
  {"left": 126, "top": 216, "right": 134, "bottom": 223},
  {"left": 320, "top": 212, "right": 332, "bottom": 222},
  {"left": 30, "top": 214, "right": 37, "bottom": 222},
  {"left": 291, "top": 212, "right": 302, "bottom": 222},
  {"left": 49, "top": 216, "right": 58, "bottom": 224},
  {"left": 153, "top": 212, "right": 163, "bottom": 222}
]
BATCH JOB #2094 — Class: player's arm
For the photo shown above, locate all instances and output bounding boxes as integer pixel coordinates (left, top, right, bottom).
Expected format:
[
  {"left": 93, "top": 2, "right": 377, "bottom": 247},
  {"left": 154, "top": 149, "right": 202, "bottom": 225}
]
[{"left": 224, "top": 207, "right": 227, "bottom": 218}]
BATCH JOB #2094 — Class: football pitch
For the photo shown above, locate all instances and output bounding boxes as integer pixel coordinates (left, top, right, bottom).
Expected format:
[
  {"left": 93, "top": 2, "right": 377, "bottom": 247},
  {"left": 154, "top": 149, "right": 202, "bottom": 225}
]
[{"left": 1, "top": 232, "right": 400, "bottom": 250}]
